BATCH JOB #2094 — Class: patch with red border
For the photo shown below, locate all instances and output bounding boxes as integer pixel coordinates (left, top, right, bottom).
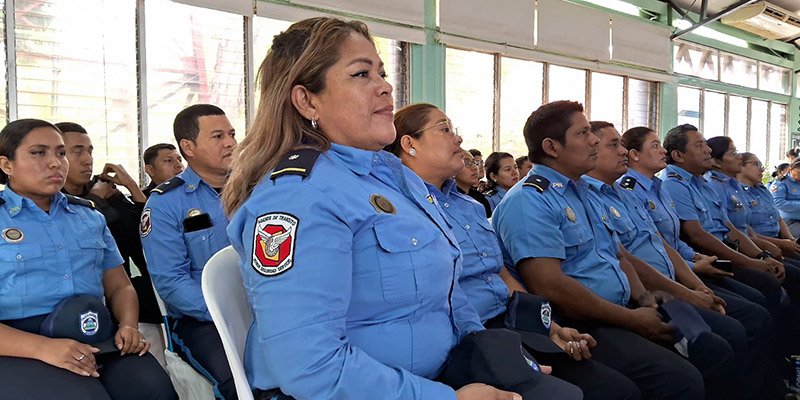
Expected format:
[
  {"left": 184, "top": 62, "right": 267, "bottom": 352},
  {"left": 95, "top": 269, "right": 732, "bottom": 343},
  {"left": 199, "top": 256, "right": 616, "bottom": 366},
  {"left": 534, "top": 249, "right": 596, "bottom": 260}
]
[{"left": 252, "top": 212, "right": 298, "bottom": 276}]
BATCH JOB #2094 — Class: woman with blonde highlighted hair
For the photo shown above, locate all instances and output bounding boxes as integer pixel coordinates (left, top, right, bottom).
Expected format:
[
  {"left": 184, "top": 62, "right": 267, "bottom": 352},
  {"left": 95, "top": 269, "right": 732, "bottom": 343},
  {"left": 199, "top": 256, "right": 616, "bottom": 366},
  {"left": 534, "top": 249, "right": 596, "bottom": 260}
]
[{"left": 223, "top": 18, "right": 527, "bottom": 400}]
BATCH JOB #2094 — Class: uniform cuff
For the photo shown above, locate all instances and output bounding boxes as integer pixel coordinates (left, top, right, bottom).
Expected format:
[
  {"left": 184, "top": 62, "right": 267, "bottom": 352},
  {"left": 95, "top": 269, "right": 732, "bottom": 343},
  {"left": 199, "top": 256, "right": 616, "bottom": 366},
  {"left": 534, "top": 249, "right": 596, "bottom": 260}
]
[{"left": 420, "top": 379, "right": 456, "bottom": 400}]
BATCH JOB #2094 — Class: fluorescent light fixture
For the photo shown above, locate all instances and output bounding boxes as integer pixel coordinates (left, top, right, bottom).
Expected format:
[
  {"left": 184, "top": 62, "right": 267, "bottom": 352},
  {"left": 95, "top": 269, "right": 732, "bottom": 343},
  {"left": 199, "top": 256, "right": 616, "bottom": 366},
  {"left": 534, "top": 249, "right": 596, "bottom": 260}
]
[
  {"left": 581, "top": 0, "right": 640, "bottom": 16},
  {"left": 675, "top": 20, "right": 749, "bottom": 48}
]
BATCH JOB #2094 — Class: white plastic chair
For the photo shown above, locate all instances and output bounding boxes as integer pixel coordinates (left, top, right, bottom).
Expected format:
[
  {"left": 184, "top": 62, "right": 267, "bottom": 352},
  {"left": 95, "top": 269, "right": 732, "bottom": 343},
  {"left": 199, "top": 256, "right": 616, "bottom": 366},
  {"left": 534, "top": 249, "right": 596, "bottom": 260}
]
[{"left": 202, "top": 246, "right": 255, "bottom": 400}]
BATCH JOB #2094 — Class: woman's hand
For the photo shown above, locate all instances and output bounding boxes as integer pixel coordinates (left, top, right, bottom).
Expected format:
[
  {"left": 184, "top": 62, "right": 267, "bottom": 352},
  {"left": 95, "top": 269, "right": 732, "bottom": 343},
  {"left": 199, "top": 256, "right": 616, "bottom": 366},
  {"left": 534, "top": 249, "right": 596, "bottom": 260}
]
[
  {"left": 115, "top": 325, "right": 150, "bottom": 356},
  {"left": 456, "top": 383, "right": 522, "bottom": 400},
  {"left": 550, "top": 326, "right": 596, "bottom": 361},
  {"left": 37, "top": 337, "right": 100, "bottom": 377}
]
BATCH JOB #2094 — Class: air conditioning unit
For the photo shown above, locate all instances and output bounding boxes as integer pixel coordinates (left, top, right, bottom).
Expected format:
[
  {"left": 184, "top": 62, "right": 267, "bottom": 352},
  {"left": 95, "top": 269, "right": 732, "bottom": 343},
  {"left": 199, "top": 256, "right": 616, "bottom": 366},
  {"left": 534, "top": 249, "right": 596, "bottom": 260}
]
[{"left": 721, "top": 1, "right": 800, "bottom": 41}]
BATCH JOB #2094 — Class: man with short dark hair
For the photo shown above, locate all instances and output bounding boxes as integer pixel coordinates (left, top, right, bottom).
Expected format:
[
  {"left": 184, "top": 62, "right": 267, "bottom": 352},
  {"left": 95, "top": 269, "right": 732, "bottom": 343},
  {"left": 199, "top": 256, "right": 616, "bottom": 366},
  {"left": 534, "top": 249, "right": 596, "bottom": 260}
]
[
  {"left": 468, "top": 148, "right": 486, "bottom": 190},
  {"left": 142, "top": 143, "right": 184, "bottom": 197},
  {"left": 141, "top": 104, "right": 238, "bottom": 399},
  {"left": 56, "top": 121, "right": 164, "bottom": 343},
  {"left": 493, "top": 101, "right": 704, "bottom": 400},
  {"left": 515, "top": 155, "right": 532, "bottom": 178}
]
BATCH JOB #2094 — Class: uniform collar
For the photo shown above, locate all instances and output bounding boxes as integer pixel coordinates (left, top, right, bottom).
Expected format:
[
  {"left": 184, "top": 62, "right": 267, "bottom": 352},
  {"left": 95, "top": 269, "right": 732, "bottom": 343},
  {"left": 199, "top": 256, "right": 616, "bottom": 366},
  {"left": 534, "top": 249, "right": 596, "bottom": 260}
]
[
  {"left": 328, "top": 143, "right": 381, "bottom": 177},
  {"left": 1, "top": 187, "right": 69, "bottom": 217},
  {"left": 625, "top": 168, "right": 653, "bottom": 191},
  {"left": 426, "top": 178, "right": 457, "bottom": 202},
  {"left": 531, "top": 164, "right": 572, "bottom": 195},
  {"left": 583, "top": 175, "right": 615, "bottom": 195}
]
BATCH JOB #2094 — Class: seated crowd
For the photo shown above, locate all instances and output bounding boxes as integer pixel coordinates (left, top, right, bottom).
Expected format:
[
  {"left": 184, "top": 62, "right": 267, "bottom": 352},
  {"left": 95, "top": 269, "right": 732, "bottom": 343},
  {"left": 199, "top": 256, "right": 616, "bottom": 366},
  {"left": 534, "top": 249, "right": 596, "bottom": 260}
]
[{"left": 1, "top": 15, "right": 800, "bottom": 400}]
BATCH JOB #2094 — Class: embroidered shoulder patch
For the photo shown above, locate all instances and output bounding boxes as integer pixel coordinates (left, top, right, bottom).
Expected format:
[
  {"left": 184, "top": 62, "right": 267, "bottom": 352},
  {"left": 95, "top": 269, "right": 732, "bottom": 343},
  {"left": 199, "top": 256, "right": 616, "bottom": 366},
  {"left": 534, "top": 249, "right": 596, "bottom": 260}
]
[
  {"left": 140, "top": 208, "right": 152, "bottom": 238},
  {"left": 252, "top": 212, "right": 298, "bottom": 276}
]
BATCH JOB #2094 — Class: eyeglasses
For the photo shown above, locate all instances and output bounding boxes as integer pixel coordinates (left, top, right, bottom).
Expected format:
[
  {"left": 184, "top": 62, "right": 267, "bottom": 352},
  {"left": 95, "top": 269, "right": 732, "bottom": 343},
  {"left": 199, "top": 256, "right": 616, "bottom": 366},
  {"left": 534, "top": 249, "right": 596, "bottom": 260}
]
[
  {"left": 411, "top": 120, "right": 460, "bottom": 137},
  {"left": 725, "top": 149, "right": 740, "bottom": 156},
  {"left": 743, "top": 161, "right": 764, "bottom": 169},
  {"left": 463, "top": 159, "right": 481, "bottom": 168}
]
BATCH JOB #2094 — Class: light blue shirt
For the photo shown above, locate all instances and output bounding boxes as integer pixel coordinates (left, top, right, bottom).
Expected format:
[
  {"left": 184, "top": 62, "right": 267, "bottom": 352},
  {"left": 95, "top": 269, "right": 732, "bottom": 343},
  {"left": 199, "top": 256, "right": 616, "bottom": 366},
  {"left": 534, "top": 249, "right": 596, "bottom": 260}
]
[
  {"left": 428, "top": 179, "right": 509, "bottom": 323},
  {"left": 771, "top": 175, "right": 800, "bottom": 222},
  {"left": 585, "top": 176, "right": 675, "bottom": 280},
  {"left": 619, "top": 169, "right": 696, "bottom": 266},
  {"left": 0, "top": 188, "right": 123, "bottom": 320},
  {"left": 705, "top": 170, "right": 750, "bottom": 233},
  {"left": 741, "top": 184, "right": 781, "bottom": 238},
  {"left": 227, "top": 144, "right": 482, "bottom": 399},
  {"left": 141, "top": 167, "right": 231, "bottom": 320},
  {"left": 485, "top": 186, "right": 507, "bottom": 211},
  {"left": 492, "top": 164, "right": 631, "bottom": 306},
  {"left": 661, "top": 165, "right": 730, "bottom": 241}
]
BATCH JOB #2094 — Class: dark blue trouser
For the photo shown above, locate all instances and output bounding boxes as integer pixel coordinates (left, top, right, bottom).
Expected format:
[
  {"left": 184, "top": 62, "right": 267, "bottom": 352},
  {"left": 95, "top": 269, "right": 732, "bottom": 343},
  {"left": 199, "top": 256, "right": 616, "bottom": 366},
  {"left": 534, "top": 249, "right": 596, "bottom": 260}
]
[
  {"left": 0, "top": 352, "right": 177, "bottom": 400},
  {"left": 171, "top": 316, "right": 238, "bottom": 400}
]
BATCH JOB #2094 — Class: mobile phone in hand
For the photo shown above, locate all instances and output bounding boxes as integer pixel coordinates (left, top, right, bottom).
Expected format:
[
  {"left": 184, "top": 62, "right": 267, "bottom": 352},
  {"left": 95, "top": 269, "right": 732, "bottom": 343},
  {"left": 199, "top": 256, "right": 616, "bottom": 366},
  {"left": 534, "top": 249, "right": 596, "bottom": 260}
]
[{"left": 713, "top": 260, "right": 733, "bottom": 272}]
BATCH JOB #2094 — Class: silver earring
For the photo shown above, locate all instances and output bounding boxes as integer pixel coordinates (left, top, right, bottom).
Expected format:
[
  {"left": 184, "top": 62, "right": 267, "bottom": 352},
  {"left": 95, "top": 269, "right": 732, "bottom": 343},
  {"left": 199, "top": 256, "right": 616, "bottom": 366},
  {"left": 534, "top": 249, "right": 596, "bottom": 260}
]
[
  {"left": 311, "top": 118, "right": 318, "bottom": 130},
  {"left": 409, "top": 148, "right": 416, "bottom": 156}
]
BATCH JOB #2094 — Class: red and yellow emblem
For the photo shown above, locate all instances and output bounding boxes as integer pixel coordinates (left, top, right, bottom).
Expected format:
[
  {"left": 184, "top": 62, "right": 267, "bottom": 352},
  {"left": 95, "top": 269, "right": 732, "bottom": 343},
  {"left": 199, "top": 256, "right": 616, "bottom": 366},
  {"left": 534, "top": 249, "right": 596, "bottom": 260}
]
[{"left": 252, "top": 212, "right": 298, "bottom": 276}]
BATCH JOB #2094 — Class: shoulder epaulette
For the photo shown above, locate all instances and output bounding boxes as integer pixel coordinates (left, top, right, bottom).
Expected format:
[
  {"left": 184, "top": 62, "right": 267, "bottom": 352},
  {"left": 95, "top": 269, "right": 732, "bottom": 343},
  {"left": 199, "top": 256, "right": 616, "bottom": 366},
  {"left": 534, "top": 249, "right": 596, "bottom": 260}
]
[
  {"left": 522, "top": 175, "right": 550, "bottom": 193},
  {"left": 778, "top": 176, "right": 787, "bottom": 181},
  {"left": 0, "top": 196, "right": 5, "bottom": 205},
  {"left": 270, "top": 148, "right": 321, "bottom": 180},
  {"left": 483, "top": 189, "right": 497, "bottom": 196},
  {"left": 151, "top": 177, "right": 185, "bottom": 195},
  {"left": 667, "top": 172, "right": 683, "bottom": 181},
  {"left": 710, "top": 174, "right": 723, "bottom": 182},
  {"left": 620, "top": 176, "right": 637, "bottom": 190},
  {"left": 65, "top": 194, "right": 95, "bottom": 209}
]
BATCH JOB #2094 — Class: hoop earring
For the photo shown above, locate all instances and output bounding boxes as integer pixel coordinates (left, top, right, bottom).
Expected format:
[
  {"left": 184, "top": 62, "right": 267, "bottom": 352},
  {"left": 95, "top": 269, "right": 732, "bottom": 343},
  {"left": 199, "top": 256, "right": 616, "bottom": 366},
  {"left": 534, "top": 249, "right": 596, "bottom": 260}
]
[
  {"left": 409, "top": 148, "right": 417, "bottom": 157},
  {"left": 311, "top": 118, "right": 318, "bottom": 130}
]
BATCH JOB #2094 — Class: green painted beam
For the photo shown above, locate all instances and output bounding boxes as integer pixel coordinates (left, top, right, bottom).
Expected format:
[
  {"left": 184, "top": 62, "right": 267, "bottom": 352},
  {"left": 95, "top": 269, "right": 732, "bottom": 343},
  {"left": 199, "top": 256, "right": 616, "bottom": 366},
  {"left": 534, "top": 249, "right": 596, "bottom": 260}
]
[{"left": 409, "top": 0, "right": 445, "bottom": 108}]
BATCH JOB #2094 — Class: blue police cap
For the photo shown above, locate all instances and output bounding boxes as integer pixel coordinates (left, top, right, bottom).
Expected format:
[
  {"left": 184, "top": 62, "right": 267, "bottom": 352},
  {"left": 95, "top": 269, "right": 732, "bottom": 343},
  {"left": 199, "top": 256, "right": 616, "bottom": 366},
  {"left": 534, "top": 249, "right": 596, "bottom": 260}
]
[
  {"left": 439, "top": 329, "right": 583, "bottom": 399},
  {"left": 504, "top": 291, "right": 564, "bottom": 354},
  {"left": 40, "top": 295, "right": 118, "bottom": 354}
]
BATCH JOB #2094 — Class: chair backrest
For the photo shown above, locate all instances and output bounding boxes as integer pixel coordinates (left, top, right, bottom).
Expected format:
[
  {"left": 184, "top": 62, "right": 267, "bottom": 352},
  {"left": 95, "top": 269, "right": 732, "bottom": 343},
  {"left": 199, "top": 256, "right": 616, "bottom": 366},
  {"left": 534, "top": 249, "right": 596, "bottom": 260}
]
[{"left": 201, "top": 246, "right": 255, "bottom": 400}]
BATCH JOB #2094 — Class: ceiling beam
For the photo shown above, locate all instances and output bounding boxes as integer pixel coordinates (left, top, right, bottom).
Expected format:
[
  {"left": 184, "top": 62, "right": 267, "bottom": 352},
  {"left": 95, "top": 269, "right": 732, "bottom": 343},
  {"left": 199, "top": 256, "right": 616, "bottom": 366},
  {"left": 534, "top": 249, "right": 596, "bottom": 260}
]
[{"left": 667, "top": 0, "right": 758, "bottom": 40}]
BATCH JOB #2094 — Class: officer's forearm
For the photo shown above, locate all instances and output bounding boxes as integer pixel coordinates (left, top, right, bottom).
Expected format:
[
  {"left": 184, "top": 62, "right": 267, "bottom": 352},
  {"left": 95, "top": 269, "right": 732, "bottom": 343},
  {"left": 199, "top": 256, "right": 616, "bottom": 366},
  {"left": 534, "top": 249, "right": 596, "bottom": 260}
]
[
  {"left": 519, "top": 258, "right": 634, "bottom": 327},
  {"left": 622, "top": 250, "right": 693, "bottom": 299},
  {"left": 498, "top": 266, "right": 527, "bottom": 295},
  {"left": 102, "top": 266, "right": 140, "bottom": 329},
  {"left": 725, "top": 223, "right": 761, "bottom": 257},
  {"left": 682, "top": 222, "right": 754, "bottom": 267},
  {"left": 779, "top": 219, "right": 794, "bottom": 239},
  {"left": 0, "top": 323, "right": 48, "bottom": 359}
]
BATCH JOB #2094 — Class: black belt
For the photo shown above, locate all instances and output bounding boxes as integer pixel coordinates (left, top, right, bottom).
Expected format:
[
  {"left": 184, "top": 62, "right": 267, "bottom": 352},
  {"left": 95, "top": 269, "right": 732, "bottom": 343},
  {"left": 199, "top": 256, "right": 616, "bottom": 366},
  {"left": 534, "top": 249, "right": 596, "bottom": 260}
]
[{"left": 252, "top": 388, "right": 294, "bottom": 400}]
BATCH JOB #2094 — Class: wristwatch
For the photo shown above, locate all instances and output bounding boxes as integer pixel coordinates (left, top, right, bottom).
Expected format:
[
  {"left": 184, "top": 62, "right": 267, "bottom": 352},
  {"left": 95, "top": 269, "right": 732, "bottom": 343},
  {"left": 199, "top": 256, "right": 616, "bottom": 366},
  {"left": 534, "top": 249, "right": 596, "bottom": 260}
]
[{"left": 756, "top": 250, "right": 772, "bottom": 260}]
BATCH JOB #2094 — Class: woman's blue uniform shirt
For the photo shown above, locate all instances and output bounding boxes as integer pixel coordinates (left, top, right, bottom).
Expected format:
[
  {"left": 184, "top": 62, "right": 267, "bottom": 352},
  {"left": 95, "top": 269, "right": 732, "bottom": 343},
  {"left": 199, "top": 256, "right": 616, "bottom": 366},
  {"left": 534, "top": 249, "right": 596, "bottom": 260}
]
[
  {"left": 705, "top": 170, "right": 750, "bottom": 232},
  {"left": 0, "top": 188, "right": 123, "bottom": 320},
  {"left": 427, "top": 179, "right": 508, "bottom": 323},
  {"left": 141, "top": 167, "right": 231, "bottom": 321},
  {"left": 771, "top": 175, "right": 800, "bottom": 222},
  {"left": 584, "top": 176, "right": 676, "bottom": 280},
  {"left": 492, "top": 164, "right": 631, "bottom": 306},
  {"left": 485, "top": 186, "right": 507, "bottom": 211},
  {"left": 661, "top": 165, "right": 730, "bottom": 241},
  {"left": 619, "top": 169, "right": 697, "bottom": 265},
  {"left": 227, "top": 144, "right": 483, "bottom": 400},
  {"left": 740, "top": 184, "right": 781, "bottom": 238}
]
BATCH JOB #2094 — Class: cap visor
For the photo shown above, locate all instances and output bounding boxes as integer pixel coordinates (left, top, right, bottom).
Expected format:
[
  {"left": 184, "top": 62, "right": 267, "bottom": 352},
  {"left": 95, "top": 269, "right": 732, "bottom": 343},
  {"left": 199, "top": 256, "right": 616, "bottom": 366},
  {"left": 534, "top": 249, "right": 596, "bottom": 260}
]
[
  {"left": 92, "top": 338, "right": 120, "bottom": 355},
  {"left": 518, "top": 331, "right": 564, "bottom": 354}
]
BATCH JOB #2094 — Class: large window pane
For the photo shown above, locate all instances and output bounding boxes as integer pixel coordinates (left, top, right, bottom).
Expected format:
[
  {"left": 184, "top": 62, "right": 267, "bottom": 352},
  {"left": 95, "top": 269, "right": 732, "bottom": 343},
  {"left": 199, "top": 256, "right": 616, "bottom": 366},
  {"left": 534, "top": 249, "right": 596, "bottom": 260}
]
[
  {"left": 720, "top": 53, "right": 757, "bottom": 89},
  {"left": 589, "top": 72, "right": 623, "bottom": 130},
  {"left": 627, "top": 78, "right": 658, "bottom": 131},
  {"left": 702, "top": 91, "right": 725, "bottom": 137},
  {"left": 146, "top": 0, "right": 245, "bottom": 148},
  {"left": 673, "top": 42, "right": 718, "bottom": 80},
  {"left": 548, "top": 65, "right": 586, "bottom": 105},
  {"left": 252, "top": 16, "right": 292, "bottom": 110},
  {"left": 499, "top": 57, "right": 542, "bottom": 157},
  {"left": 749, "top": 100, "right": 767, "bottom": 160},
  {"left": 677, "top": 86, "right": 700, "bottom": 128},
  {"left": 15, "top": 0, "right": 139, "bottom": 177},
  {"left": 445, "top": 48, "right": 494, "bottom": 155},
  {"left": 768, "top": 103, "right": 787, "bottom": 168},
  {"left": 759, "top": 64, "right": 791, "bottom": 95},
  {"left": 374, "top": 37, "right": 408, "bottom": 110},
  {"left": 727, "top": 96, "right": 748, "bottom": 149}
]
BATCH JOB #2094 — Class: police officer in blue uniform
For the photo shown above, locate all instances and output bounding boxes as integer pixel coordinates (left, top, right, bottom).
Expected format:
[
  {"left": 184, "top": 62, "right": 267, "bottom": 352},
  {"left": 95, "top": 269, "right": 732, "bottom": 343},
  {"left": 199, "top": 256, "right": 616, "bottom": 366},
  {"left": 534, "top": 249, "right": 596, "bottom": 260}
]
[
  {"left": 660, "top": 125, "right": 800, "bottom": 361},
  {"left": 772, "top": 159, "right": 800, "bottom": 238},
  {"left": 587, "top": 122, "right": 779, "bottom": 400},
  {"left": 141, "top": 104, "right": 238, "bottom": 399},
  {"left": 0, "top": 119, "right": 176, "bottom": 400},
  {"left": 492, "top": 100, "right": 704, "bottom": 400},
  {"left": 483, "top": 152, "right": 519, "bottom": 211},
  {"left": 222, "top": 18, "right": 549, "bottom": 400},
  {"left": 391, "top": 103, "right": 639, "bottom": 400}
]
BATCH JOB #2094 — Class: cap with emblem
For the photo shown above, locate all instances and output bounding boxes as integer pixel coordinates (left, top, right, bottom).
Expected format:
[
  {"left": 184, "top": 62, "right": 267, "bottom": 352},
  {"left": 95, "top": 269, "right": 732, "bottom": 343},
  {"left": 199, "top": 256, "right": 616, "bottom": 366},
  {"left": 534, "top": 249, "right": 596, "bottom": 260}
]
[
  {"left": 504, "top": 291, "right": 563, "bottom": 354},
  {"left": 40, "top": 295, "right": 119, "bottom": 354}
]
